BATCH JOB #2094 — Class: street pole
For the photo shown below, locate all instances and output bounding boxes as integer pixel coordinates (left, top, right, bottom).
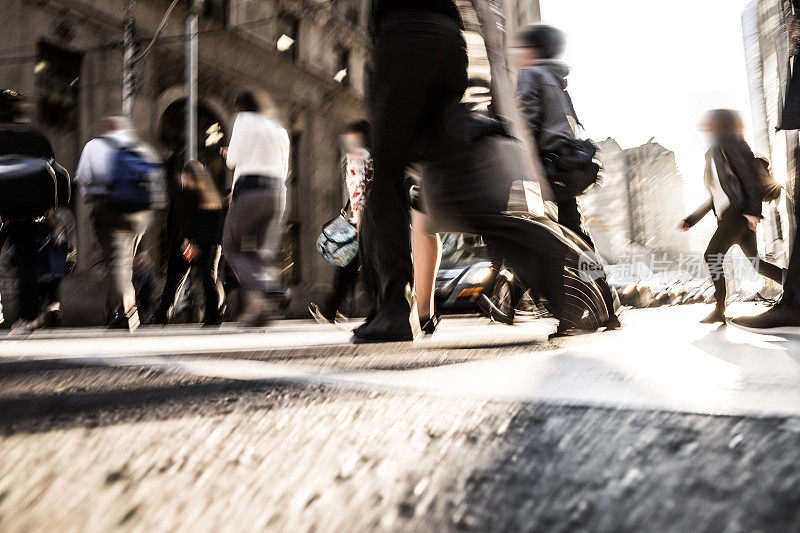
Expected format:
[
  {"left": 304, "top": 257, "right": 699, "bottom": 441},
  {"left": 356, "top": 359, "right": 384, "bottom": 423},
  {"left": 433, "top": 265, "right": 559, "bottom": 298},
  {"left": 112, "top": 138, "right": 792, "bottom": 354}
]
[
  {"left": 122, "top": 0, "right": 135, "bottom": 117},
  {"left": 186, "top": 0, "right": 202, "bottom": 163}
]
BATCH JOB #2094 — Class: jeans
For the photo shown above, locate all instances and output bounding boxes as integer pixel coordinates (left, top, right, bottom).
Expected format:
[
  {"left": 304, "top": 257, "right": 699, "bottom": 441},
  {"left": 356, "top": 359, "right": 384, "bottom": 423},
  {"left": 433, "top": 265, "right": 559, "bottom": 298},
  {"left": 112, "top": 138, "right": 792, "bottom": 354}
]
[
  {"left": 705, "top": 208, "right": 783, "bottom": 309},
  {"left": 92, "top": 203, "right": 148, "bottom": 325}
]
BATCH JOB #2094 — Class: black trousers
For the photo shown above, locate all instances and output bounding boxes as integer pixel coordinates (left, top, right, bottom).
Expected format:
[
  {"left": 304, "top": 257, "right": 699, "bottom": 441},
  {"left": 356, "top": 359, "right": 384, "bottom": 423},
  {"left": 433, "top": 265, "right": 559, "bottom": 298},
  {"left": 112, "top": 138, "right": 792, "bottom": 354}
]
[
  {"left": 156, "top": 240, "right": 222, "bottom": 323},
  {"left": 320, "top": 255, "right": 360, "bottom": 319},
  {"left": 362, "top": 13, "right": 574, "bottom": 321},
  {"left": 360, "top": 13, "right": 471, "bottom": 322},
  {"left": 704, "top": 208, "right": 783, "bottom": 309},
  {"left": 557, "top": 197, "right": 616, "bottom": 318},
  {"left": 6, "top": 221, "right": 47, "bottom": 321}
]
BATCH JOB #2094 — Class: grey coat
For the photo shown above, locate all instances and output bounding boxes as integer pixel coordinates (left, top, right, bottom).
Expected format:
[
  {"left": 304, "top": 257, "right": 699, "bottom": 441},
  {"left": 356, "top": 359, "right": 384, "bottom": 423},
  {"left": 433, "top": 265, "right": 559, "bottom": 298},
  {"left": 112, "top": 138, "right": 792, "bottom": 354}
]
[{"left": 516, "top": 60, "right": 579, "bottom": 154}]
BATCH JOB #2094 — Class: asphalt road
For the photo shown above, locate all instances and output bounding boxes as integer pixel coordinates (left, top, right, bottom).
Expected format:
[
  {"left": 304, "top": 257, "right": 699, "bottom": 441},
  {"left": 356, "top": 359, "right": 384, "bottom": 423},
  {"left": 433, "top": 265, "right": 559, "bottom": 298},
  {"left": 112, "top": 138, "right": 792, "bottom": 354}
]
[{"left": 1, "top": 305, "right": 799, "bottom": 532}]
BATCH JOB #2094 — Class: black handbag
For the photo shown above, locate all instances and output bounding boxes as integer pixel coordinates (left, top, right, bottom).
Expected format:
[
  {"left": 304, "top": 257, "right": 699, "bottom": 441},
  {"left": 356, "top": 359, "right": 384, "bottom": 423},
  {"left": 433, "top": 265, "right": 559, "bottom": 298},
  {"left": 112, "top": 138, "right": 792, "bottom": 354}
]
[
  {"left": 542, "top": 138, "right": 601, "bottom": 201},
  {"left": 0, "top": 155, "right": 60, "bottom": 221},
  {"left": 316, "top": 200, "right": 358, "bottom": 268}
]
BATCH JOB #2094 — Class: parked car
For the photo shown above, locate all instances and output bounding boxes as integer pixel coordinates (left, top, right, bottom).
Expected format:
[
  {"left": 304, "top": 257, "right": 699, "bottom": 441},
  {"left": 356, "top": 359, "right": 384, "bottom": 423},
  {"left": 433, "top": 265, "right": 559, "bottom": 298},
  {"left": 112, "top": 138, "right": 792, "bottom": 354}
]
[{"left": 435, "top": 242, "right": 495, "bottom": 313}]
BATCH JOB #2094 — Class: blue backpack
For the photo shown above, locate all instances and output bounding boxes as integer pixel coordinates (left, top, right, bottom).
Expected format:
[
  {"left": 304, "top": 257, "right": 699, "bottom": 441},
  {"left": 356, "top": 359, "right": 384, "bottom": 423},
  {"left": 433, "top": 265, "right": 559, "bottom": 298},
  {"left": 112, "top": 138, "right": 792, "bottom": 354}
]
[{"left": 101, "top": 137, "right": 165, "bottom": 212}]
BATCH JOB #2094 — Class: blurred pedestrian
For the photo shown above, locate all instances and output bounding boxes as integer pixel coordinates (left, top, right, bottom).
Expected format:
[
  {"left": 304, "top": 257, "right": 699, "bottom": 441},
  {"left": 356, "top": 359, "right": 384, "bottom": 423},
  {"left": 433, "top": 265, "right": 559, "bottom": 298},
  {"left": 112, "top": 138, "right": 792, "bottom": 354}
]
[
  {"left": 357, "top": 1, "right": 596, "bottom": 341},
  {"left": 75, "top": 116, "right": 163, "bottom": 331},
  {"left": 154, "top": 160, "right": 224, "bottom": 326},
  {"left": 310, "top": 121, "right": 372, "bottom": 325},
  {"left": 36, "top": 206, "right": 77, "bottom": 328},
  {"left": 504, "top": 24, "right": 619, "bottom": 329},
  {"left": 0, "top": 90, "right": 59, "bottom": 333},
  {"left": 680, "top": 109, "right": 783, "bottom": 324},
  {"left": 223, "top": 91, "right": 290, "bottom": 326}
]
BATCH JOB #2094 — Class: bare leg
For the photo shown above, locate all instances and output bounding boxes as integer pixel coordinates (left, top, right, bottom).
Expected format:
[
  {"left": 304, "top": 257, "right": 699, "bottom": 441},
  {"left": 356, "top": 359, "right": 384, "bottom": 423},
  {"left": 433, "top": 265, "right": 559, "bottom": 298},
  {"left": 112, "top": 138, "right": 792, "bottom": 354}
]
[{"left": 411, "top": 209, "right": 441, "bottom": 320}]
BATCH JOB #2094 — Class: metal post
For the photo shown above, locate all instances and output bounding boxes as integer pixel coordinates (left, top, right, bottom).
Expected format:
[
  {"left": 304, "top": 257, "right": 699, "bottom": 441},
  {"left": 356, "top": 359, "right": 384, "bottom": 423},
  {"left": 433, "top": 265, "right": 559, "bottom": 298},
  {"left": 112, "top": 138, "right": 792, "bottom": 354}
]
[
  {"left": 122, "top": 0, "right": 135, "bottom": 116},
  {"left": 186, "top": 1, "right": 201, "bottom": 163}
]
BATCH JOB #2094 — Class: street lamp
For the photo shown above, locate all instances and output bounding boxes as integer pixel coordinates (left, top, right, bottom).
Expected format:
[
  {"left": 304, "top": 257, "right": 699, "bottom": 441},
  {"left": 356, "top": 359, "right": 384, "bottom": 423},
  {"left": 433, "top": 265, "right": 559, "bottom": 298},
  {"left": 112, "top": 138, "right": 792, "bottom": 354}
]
[{"left": 186, "top": 0, "right": 204, "bottom": 162}]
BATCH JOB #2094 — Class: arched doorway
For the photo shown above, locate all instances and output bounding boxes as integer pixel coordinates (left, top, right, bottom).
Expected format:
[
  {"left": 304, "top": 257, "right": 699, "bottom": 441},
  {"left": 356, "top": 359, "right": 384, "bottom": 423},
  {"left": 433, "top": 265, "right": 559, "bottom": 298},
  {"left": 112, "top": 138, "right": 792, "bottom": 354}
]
[{"left": 159, "top": 99, "right": 229, "bottom": 193}]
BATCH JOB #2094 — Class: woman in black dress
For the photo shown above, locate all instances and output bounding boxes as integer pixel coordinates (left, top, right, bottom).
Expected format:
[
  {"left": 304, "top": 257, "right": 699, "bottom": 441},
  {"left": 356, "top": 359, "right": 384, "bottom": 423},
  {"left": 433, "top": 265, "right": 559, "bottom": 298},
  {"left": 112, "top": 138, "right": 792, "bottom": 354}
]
[{"left": 154, "top": 160, "right": 225, "bottom": 326}]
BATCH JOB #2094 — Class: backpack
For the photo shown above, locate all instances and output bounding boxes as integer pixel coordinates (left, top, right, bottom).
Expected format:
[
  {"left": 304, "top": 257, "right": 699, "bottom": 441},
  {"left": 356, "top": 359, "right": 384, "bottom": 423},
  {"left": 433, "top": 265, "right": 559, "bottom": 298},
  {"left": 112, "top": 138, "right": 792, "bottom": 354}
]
[
  {"left": 101, "top": 137, "right": 165, "bottom": 212},
  {"left": 754, "top": 156, "right": 782, "bottom": 202}
]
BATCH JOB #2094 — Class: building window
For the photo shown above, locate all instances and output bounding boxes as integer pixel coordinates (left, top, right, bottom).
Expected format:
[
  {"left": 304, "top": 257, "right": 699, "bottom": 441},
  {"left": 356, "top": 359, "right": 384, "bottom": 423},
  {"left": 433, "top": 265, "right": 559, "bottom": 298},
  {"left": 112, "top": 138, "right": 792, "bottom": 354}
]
[
  {"left": 334, "top": 46, "right": 350, "bottom": 86},
  {"left": 203, "top": 0, "right": 229, "bottom": 24},
  {"left": 35, "top": 42, "right": 81, "bottom": 130},
  {"left": 277, "top": 14, "right": 299, "bottom": 61}
]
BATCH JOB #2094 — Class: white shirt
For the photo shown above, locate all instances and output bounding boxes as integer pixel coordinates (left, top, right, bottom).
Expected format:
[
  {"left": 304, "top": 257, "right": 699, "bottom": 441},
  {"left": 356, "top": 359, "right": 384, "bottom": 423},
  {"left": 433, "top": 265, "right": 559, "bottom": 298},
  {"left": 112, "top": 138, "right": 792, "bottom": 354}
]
[
  {"left": 74, "top": 129, "right": 137, "bottom": 198},
  {"left": 709, "top": 157, "right": 730, "bottom": 218},
  {"left": 226, "top": 112, "right": 290, "bottom": 185}
]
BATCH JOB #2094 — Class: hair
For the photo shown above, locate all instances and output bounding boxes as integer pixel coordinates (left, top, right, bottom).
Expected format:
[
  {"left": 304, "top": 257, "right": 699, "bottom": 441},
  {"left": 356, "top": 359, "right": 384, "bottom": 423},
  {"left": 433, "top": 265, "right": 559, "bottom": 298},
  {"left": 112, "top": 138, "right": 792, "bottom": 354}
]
[
  {"left": 705, "top": 109, "right": 744, "bottom": 139},
  {"left": 182, "top": 160, "right": 223, "bottom": 210},
  {"left": 98, "top": 116, "right": 132, "bottom": 134},
  {"left": 514, "top": 24, "right": 566, "bottom": 59},
  {"left": 343, "top": 119, "right": 371, "bottom": 148},
  {"left": 0, "top": 89, "right": 25, "bottom": 123},
  {"left": 235, "top": 90, "right": 261, "bottom": 113}
]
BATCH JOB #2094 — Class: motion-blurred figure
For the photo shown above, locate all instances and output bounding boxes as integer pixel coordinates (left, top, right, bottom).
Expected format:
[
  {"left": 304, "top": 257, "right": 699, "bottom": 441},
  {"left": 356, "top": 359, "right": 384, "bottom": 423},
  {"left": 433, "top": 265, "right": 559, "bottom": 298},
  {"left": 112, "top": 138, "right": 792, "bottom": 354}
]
[
  {"left": 357, "top": 1, "right": 595, "bottom": 341},
  {"left": 680, "top": 109, "right": 783, "bottom": 324},
  {"left": 75, "top": 116, "right": 162, "bottom": 331},
  {"left": 494, "top": 24, "right": 619, "bottom": 329},
  {"left": 36, "top": 206, "right": 77, "bottom": 328},
  {"left": 354, "top": 0, "right": 465, "bottom": 341},
  {"left": 154, "top": 161, "right": 224, "bottom": 326},
  {"left": 0, "top": 89, "right": 58, "bottom": 333},
  {"left": 309, "top": 121, "right": 372, "bottom": 325},
  {"left": 223, "top": 91, "right": 290, "bottom": 326}
]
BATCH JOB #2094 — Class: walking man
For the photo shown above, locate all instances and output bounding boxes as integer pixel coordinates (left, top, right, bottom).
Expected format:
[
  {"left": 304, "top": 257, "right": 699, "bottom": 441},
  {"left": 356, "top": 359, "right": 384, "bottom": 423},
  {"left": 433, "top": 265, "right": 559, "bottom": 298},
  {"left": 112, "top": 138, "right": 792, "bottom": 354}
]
[
  {"left": 223, "top": 91, "right": 290, "bottom": 326},
  {"left": 503, "top": 24, "right": 620, "bottom": 329},
  {"left": 75, "top": 116, "right": 162, "bottom": 330}
]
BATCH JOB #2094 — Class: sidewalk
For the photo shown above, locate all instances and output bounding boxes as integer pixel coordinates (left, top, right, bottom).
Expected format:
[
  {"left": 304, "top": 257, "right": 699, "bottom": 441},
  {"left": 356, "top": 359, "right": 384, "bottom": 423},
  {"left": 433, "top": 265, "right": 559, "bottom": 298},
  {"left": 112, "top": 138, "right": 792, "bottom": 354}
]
[{"left": 2, "top": 303, "right": 799, "bottom": 418}]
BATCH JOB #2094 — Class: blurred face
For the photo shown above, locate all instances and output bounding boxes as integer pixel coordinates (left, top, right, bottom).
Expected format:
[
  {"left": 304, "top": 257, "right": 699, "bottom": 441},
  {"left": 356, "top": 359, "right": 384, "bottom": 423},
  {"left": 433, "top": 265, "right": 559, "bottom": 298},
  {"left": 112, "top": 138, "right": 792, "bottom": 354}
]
[
  {"left": 512, "top": 47, "right": 543, "bottom": 69},
  {"left": 180, "top": 170, "right": 195, "bottom": 189},
  {"left": 341, "top": 131, "right": 367, "bottom": 152}
]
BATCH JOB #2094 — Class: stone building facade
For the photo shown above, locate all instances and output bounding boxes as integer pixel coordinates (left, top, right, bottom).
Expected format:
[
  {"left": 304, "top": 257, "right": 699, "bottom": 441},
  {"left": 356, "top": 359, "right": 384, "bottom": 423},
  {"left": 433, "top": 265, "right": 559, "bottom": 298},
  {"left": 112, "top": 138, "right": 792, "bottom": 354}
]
[
  {"left": 0, "top": 0, "right": 371, "bottom": 321},
  {"left": 0, "top": 0, "right": 540, "bottom": 324},
  {"left": 584, "top": 138, "right": 689, "bottom": 264},
  {"left": 742, "top": 0, "right": 799, "bottom": 267}
]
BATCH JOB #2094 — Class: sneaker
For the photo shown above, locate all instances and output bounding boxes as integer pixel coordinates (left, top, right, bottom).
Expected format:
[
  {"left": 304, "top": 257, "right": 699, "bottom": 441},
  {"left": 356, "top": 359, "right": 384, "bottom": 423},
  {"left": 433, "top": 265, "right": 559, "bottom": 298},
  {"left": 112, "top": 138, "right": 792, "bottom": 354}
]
[
  {"left": 700, "top": 307, "right": 726, "bottom": 324},
  {"left": 729, "top": 303, "right": 800, "bottom": 335}
]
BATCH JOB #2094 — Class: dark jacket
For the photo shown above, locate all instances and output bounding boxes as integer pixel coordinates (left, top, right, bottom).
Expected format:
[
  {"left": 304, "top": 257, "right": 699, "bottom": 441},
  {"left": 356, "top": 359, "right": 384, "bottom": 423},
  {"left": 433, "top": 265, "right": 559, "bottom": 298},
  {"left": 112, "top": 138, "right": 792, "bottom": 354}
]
[
  {"left": 517, "top": 60, "right": 578, "bottom": 155},
  {"left": 685, "top": 136, "right": 762, "bottom": 226}
]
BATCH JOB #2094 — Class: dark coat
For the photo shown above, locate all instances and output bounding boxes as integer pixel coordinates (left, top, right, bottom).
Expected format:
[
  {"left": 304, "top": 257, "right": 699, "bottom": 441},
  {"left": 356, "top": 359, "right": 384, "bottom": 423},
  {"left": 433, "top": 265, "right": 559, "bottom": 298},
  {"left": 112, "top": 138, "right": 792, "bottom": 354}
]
[
  {"left": 516, "top": 60, "right": 578, "bottom": 155},
  {"left": 685, "top": 136, "right": 762, "bottom": 226}
]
